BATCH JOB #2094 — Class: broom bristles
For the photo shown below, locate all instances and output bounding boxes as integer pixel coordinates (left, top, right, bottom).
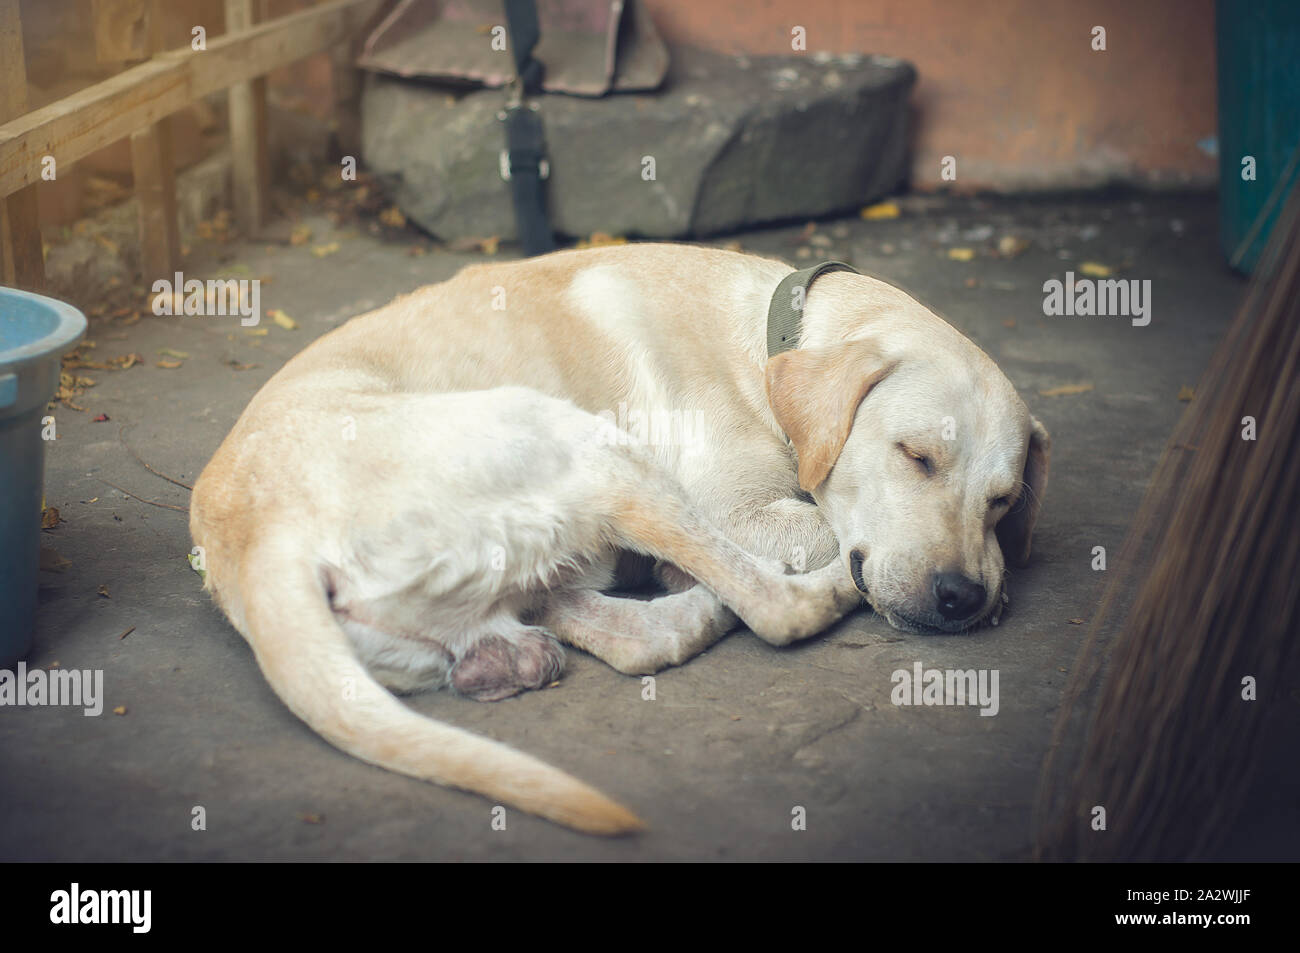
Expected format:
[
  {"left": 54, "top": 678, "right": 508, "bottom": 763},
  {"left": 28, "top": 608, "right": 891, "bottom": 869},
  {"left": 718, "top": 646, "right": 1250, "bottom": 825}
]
[{"left": 1034, "top": 179, "right": 1300, "bottom": 861}]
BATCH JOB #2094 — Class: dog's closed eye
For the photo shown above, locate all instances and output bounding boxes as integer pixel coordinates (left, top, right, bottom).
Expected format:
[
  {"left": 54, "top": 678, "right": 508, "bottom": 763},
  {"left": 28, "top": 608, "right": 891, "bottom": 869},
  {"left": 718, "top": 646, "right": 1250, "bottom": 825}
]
[{"left": 898, "top": 443, "right": 933, "bottom": 476}]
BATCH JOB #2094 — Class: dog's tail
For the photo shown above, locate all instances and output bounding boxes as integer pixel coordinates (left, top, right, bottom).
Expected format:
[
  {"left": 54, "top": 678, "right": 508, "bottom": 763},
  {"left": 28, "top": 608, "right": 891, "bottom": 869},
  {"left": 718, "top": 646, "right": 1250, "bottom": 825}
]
[{"left": 234, "top": 537, "right": 644, "bottom": 836}]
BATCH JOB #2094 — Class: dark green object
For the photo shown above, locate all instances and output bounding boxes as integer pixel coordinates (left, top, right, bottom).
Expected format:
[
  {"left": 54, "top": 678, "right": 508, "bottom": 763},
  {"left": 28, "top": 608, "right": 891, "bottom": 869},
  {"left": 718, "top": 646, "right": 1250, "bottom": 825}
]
[
  {"left": 1216, "top": 0, "right": 1300, "bottom": 273},
  {"left": 766, "top": 261, "right": 858, "bottom": 358}
]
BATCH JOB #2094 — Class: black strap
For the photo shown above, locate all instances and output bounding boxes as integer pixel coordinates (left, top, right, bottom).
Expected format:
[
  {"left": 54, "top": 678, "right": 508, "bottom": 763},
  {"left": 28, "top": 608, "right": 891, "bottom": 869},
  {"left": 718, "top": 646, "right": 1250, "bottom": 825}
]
[
  {"left": 500, "top": 0, "right": 554, "bottom": 256},
  {"left": 503, "top": 0, "right": 544, "bottom": 94},
  {"left": 767, "top": 261, "right": 859, "bottom": 357},
  {"left": 503, "top": 106, "right": 556, "bottom": 256}
]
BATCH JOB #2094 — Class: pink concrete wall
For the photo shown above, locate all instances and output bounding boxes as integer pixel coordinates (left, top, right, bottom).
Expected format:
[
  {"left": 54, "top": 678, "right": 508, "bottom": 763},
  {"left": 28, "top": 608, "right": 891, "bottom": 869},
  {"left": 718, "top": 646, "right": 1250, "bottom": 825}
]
[{"left": 644, "top": 0, "right": 1219, "bottom": 190}]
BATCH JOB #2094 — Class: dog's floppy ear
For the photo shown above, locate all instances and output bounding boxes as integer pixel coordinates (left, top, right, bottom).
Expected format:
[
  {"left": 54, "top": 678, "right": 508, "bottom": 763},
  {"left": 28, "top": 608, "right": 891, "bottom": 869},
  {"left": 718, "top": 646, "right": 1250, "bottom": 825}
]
[
  {"left": 996, "top": 415, "right": 1051, "bottom": 567},
  {"left": 765, "top": 340, "right": 896, "bottom": 492}
]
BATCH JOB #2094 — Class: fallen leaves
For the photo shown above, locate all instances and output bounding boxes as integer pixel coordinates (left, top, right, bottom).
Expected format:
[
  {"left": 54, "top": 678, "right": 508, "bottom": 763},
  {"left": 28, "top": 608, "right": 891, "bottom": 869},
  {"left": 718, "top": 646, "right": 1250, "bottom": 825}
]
[
  {"left": 997, "top": 235, "right": 1029, "bottom": 258},
  {"left": 947, "top": 247, "right": 976, "bottom": 262},
  {"left": 1079, "top": 261, "right": 1111, "bottom": 277},
  {"left": 575, "top": 232, "right": 624, "bottom": 250},
  {"left": 289, "top": 224, "right": 313, "bottom": 246},
  {"left": 311, "top": 241, "right": 341, "bottom": 258},
  {"left": 113, "top": 706, "right": 128, "bottom": 716},
  {"left": 447, "top": 235, "right": 503, "bottom": 254},
  {"left": 41, "top": 506, "right": 61, "bottom": 529},
  {"left": 1038, "top": 382, "right": 1094, "bottom": 397},
  {"left": 268, "top": 308, "right": 298, "bottom": 330},
  {"left": 379, "top": 205, "right": 406, "bottom": 229},
  {"left": 155, "top": 360, "right": 183, "bottom": 369},
  {"left": 1177, "top": 386, "right": 1196, "bottom": 402},
  {"left": 54, "top": 345, "right": 144, "bottom": 410},
  {"left": 157, "top": 348, "right": 190, "bottom": 360},
  {"left": 860, "top": 201, "right": 900, "bottom": 220},
  {"left": 40, "top": 547, "right": 72, "bottom": 572},
  {"left": 97, "top": 584, "right": 111, "bottom": 598}
]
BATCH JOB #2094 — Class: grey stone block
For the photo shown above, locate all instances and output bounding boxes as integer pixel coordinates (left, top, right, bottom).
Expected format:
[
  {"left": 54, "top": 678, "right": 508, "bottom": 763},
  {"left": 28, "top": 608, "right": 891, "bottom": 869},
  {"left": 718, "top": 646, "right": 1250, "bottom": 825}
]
[{"left": 362, "top": 46, "right": 916, "bottom": 241}]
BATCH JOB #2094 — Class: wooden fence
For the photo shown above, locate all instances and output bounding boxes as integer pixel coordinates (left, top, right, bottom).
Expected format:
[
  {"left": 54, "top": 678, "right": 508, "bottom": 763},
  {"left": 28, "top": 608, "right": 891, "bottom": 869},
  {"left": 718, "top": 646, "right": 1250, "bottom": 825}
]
[{"left": 0, "top": 0, "right": 382, "bottom": 291}]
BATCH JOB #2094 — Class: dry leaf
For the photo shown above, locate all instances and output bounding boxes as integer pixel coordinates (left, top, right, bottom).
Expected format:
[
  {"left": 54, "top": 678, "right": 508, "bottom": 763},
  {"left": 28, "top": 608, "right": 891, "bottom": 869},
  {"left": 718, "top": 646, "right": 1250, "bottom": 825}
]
[
  {"left": 41, "top": 506, "right": 61, "bottom": 529},
  {"left": 244, "top": 327, "right": 269, "bottom": 337},
  {"left": 157, "top": 348, "right": 190, "bottom": 359},
  {"left": 575, "top": 232, "right": 624, "bottom": 250},
  {"left": 1079, "top": 261, "right": 1111, "bottom": 277},
  {"left": 311, "top": 242, "right": 341, "bottom": 258},
  {"left": 947, "top": 247, "right": 976, "bottom": 262},
  {"left": 155, "top": 360, "right": 182, "bottom": 369},
  {"left": 269, "top": 309, "right": 298, "bottom": 330},
  {"left": 289, "top": 224, "right": 312, "bottom": 246},
  {"left": 379, "top": 205, "right": 406, "bottom": 229},
  {"left": 1068, "top": 618, "right": 1085, "bottom": 625},
  {"left": 860, "top": 201, "right": 900, "bottom": 220},
  {"left": 997, "top": 235, "right": 1029, "bottom": 257},
  {"left": 97, "top": 584, "right": 111, "bottom": 598},
  {"left": 113, "top": 705, "right": 128, "bottom": 716},
  {"left": 1177, "top": 386, "right": 1196, "bottom": 402},
  {"left": 1038, "top": 382, "right": 1094, "bottom": 397},
  {"left": 1002, "top": 318, "right": 1017, "bottom": 328},
  {"left": 300, "top": 813, "right": 324, "bottom": 825}
]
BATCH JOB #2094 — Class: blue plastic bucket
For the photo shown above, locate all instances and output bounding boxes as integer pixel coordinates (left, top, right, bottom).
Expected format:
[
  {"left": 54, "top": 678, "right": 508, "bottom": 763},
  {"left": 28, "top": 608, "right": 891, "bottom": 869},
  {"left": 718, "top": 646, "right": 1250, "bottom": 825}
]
[{"left": 1, "top": 288, "right": 87, "bottom": 666}]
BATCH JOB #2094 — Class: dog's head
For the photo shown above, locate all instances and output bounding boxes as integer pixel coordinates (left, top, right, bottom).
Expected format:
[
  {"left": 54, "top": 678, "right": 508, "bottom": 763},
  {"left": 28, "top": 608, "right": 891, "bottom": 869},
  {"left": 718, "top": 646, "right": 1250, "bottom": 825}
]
[{"left": 765, "top": 274, "right": 1050, "bottom": 633}]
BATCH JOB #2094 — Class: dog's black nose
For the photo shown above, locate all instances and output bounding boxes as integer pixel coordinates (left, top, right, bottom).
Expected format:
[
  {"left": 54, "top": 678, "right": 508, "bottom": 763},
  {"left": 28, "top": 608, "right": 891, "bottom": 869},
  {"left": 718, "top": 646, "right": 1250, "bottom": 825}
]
[{"left": 933, "top": 573, "right": 986, "bottom": 621}]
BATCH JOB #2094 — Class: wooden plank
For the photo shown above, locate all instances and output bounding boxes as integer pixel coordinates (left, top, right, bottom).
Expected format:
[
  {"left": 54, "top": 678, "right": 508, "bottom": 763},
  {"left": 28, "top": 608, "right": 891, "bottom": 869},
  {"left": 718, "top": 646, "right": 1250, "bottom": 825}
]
[
  {"left": 0, "top": 0, "right": 383, "bottom": 200},
  {"left": 1, "top": 0, "right": 44, "bottom": 290},
  {"left": 129, "top": 1, "right": 180, "bottom": 281},
  {"left": 225, "top": 0, "right": 269, "bottom": 237},
  {"left": 129, "top": 119, "right": 180, "bottom": 280},
  {"left": 92, "top": 0, "right": 150, "bottom": 66}
]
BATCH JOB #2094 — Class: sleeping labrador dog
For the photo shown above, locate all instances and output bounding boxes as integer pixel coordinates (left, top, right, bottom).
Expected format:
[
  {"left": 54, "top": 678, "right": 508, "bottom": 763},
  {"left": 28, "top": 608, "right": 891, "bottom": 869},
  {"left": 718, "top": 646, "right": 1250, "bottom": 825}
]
[{"left": 190, "top": 243, "right": 1049, "bottom": 834}]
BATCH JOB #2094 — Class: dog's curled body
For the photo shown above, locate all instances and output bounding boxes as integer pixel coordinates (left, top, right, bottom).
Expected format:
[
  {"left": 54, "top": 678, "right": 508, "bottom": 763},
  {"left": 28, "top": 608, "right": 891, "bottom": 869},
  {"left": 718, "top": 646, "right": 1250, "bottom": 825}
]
[
  {"left": 192, "top": 243, "right": 1048, "bottom": 834},
  {"left": 193, "top": 380, "right": 858, "bottom": 833}
]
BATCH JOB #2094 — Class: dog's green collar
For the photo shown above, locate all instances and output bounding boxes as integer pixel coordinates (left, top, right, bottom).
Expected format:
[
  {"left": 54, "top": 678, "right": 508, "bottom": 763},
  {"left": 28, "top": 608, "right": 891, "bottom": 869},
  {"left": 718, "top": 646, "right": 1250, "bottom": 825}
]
[{"left": 766, "top": 260, "right": 860, "bottom": 358}]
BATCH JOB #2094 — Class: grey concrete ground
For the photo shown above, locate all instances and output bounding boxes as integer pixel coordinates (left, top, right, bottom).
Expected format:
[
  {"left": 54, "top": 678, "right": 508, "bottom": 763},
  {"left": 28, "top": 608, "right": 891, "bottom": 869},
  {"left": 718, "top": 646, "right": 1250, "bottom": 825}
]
[{"left": 1, "top": 190, "right": 1248, "bottom": 861}]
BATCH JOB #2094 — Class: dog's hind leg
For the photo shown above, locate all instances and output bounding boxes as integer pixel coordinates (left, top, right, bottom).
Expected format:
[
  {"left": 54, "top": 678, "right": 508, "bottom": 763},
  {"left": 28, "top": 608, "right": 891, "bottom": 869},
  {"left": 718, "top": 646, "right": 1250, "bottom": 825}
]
[
  {"left": 450, "top": 622, "right": 565, "bottom": 701},
  {"left": 535, "top": 586, "right": 737, "bottom": 675}
]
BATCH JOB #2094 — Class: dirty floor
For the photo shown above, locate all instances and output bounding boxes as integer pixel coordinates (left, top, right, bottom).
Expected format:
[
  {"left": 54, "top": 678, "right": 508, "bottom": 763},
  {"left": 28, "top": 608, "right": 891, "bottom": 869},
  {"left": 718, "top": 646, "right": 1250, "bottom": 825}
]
[{"left": 1, "top": 192, "right": 1257, "bottom": 861}]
